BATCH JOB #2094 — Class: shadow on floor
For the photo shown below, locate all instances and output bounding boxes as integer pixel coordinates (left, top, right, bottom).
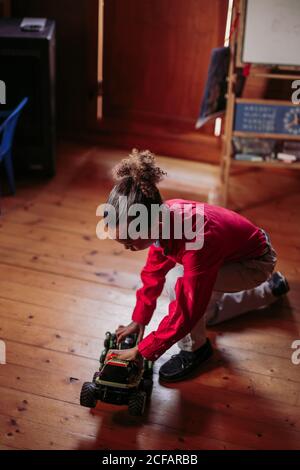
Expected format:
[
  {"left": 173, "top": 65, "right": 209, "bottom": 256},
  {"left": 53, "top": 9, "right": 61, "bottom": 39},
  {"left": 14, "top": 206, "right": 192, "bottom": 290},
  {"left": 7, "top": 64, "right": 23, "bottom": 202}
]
[{"left": 76, "top": 296, "right": 300, "bottom": 450}]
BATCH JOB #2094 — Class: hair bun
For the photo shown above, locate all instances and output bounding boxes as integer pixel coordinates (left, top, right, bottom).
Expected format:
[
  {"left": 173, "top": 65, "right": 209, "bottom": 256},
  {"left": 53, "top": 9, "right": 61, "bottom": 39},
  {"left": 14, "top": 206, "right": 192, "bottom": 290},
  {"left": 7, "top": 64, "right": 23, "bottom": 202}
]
[{"left": 112, "top": 149, "right": 166, "bottom": 197}]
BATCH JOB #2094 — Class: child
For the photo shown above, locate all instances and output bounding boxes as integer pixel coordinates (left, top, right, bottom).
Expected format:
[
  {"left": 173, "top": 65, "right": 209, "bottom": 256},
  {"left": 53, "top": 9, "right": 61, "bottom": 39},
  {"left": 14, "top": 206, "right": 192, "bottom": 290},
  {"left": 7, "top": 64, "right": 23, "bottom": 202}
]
[{"left": 105, "top": 149, "right": 289, "bottom": 382}]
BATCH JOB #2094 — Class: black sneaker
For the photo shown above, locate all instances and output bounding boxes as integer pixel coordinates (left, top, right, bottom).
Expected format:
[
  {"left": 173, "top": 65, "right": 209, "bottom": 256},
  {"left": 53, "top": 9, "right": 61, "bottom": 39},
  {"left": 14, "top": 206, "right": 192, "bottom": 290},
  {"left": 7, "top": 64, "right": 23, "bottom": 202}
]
[
  {"left": 268, "top": 272, "right": 290, "bottom": 297},
  {"left": 159, "top": 338, "right": 213, "bottom": 383}
]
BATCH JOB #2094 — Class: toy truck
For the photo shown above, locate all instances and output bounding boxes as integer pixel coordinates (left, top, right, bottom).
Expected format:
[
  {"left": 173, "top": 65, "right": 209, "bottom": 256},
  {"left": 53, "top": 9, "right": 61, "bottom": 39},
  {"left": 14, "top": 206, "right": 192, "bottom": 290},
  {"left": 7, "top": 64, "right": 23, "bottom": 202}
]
[{"left": 80, "top": 332, "right": 153, "bottom": 416}]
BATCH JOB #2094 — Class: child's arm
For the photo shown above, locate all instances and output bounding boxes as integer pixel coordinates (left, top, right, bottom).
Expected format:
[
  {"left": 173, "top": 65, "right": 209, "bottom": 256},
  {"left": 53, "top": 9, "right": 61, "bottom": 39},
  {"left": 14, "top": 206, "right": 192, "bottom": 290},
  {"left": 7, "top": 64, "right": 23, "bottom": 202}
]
[
  {"left": 113, "top": 244, "right": 175, "bottom": 361},
  {"left": 131, "top": 243, "right": 176, "bottom": 326},
  {"left": 137, "top": 247, "right": 223, "bottom": 361},
  {"left": 114, "top": 244, "right": 175, "bottom": 346}
]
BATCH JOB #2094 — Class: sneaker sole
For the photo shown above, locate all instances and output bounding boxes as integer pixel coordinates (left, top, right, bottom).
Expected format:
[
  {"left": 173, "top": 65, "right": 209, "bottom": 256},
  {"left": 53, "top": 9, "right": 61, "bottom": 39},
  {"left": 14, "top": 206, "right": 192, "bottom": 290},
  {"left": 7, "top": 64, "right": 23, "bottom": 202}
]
[
  {"left": 274, "top": 271, "right": 290, "bottom": 296},
  {"left": 278, "top": 272, "right": 290, "bottom": 291}
]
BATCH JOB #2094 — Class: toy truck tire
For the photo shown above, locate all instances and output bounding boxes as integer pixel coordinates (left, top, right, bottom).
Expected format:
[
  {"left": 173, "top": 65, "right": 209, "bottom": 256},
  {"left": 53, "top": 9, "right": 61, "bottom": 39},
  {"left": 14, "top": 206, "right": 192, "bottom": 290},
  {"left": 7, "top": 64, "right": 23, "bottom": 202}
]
[
  {"left": 80, "top": 382, "right": 97, "bottom": 408},
  {"left": 142, "top": 378, "right": 153, "bottom": 397},
  {"left": 93, "top": 371, "right": 101, "bottom": 382},
  {"left": 99, "top": 349, "right": 107, "bottom": 364},
  {"left": 128, "top": 391, "right": 147, "bottom": 416},
  {"left": 143, "top": 360, "right": 154, "bottom": 379},
  {"left": 104, "top": 332, "right": 111, "bottom": 349},
  {"left": 110, "top": 333, "right": 117, "bottom": 348}
]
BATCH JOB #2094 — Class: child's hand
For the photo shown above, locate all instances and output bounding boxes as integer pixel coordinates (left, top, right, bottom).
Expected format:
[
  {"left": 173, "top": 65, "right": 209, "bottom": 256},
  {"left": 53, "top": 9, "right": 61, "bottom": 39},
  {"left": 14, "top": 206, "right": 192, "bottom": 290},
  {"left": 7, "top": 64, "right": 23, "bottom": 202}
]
[
  {"left": 108, "top": 346, "right": 142, "bottom": 363},
  {"left": 116, "top": 321, "right": 145, "bottom": 344}
]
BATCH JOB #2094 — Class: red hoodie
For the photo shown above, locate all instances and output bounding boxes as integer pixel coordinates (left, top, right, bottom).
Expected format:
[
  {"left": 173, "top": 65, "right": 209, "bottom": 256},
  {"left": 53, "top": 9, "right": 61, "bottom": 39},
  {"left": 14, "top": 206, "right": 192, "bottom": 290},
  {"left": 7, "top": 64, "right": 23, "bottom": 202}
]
[{"left": 132, "top": 199, "right": 267, "bottom": 361}]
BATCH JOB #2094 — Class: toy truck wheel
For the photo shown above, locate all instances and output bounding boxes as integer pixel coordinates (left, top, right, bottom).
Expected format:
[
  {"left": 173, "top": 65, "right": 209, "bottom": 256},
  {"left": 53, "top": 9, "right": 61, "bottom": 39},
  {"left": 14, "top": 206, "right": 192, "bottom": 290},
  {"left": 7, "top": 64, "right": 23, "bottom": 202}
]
[
  {"left": 99, "top": 349, "right": 107, "bottom": 364},
  {"left": 80, "top": 382, "right": 97, "bottom": 408},
  {"left": 142, "top": 378, "right": 153, "bottom": 397},
  {"left": 93, "top": 371, "right": 101, "bottom": 382},
  {"left": 110, "top": 333, "right": 117, "bottom": 349},
  {"left": 103, "top": 332, "right": 111, "bottom": 349},
  {"left": 143, "top": 360, "right": 154, "bottom": 379},
  {"left": 128, "top": 391, "right": 147, "bottom": 416}
]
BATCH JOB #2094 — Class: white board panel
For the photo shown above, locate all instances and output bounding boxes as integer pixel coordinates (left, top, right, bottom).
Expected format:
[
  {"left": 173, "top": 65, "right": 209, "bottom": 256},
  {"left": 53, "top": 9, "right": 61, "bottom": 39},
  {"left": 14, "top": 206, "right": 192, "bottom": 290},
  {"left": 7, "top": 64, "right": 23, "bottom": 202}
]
[{"left": 242, "top": 0, "right": 300, "bottom": 66}]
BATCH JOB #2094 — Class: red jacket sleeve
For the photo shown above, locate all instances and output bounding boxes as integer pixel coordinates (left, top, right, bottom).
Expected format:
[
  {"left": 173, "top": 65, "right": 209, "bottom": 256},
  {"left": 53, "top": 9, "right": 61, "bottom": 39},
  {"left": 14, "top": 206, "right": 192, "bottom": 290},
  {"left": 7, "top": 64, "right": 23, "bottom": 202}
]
[
  {"left": 137, "top": 247, "right": 223, "bottom": 361},
  {"left": 132, "top": 244, "right": 176, "bottom": 326}
]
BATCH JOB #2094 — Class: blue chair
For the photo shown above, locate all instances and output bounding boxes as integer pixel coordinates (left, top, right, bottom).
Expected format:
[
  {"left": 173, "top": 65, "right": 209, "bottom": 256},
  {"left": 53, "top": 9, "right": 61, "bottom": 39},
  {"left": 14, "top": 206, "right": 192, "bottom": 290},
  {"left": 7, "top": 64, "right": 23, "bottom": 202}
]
[{"left": 0, "top": 97, "right": 28, "bottom": 195}]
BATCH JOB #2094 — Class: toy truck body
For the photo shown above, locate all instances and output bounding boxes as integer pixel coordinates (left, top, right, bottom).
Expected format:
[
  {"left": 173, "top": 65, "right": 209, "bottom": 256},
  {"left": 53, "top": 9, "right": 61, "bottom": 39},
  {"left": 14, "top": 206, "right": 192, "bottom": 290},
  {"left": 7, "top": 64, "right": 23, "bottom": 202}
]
[{"left": 80, "top": 332, "right": 153, "bottom": 416}]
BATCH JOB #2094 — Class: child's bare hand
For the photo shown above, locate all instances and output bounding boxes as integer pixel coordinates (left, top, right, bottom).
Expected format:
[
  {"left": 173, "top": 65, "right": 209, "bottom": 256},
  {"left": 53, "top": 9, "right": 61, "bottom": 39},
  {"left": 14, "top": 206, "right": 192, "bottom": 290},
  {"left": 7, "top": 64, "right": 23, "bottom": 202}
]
[
  {"left": 108, "top": 346, "right": 142, "bottom": 363},
  {"left": 116, "top": 321, "right": 145, "bottom": 344}
]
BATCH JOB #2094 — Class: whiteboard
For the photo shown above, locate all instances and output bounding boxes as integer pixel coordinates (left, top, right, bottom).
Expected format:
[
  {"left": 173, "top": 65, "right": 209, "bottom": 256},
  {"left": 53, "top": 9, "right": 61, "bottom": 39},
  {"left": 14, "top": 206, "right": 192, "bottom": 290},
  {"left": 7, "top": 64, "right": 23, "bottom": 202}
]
[{"left": 242, "top": 0, "right": 300, "bottom": 66}]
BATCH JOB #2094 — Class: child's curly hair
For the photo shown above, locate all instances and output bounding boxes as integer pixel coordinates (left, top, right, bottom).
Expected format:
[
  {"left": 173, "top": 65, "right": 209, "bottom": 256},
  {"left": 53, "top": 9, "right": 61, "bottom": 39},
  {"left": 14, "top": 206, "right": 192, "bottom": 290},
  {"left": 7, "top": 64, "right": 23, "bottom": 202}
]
[
  {"left": 112, "top": 149, "right": 166, "bottom": 198},
  {"left": 107, "top": 149, "right": 166, "bottom": 227}
]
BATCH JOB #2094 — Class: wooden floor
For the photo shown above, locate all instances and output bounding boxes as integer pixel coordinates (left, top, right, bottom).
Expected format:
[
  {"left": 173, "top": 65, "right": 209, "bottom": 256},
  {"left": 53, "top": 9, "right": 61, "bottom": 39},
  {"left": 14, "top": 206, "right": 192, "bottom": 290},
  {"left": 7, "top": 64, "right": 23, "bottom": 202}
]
[{"left": 0, "top": 141, "right": 300, "bottom": 450}]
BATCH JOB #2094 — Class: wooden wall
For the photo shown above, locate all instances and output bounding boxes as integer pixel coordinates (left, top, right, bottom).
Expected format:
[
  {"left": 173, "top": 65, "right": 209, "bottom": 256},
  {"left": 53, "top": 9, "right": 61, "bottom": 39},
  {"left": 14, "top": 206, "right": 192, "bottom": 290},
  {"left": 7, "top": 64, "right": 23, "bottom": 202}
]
[
  {"left": 103, "top": 0, "right": 228, "bottom": 131},
  {"left": 101, "top": 0, "right": 228, "bottom": 162},
  {"left": 10, "top": 0, "right": 228, "bottom": 163},
  {"left": 0, "top": 0, "right": 11, "bottom": 17}
]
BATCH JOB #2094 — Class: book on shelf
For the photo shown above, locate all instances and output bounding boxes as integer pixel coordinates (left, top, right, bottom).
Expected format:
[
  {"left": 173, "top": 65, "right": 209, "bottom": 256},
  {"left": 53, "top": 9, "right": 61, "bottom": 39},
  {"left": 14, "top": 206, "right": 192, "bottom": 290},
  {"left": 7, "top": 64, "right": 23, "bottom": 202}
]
[
  {"left": 234, "top": 154, "right": 264, "bottom": 162},
  {"left": 277, "top": 153, "right": 299, "bottom": 163}
]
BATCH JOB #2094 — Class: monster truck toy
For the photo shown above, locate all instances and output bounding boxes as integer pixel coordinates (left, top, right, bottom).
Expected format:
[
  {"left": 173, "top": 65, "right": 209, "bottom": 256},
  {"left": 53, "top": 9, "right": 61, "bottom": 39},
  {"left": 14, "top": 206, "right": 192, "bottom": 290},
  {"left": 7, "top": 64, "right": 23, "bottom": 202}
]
[{"left": 80, "top": 332, "right": 153, "bottom": 416}]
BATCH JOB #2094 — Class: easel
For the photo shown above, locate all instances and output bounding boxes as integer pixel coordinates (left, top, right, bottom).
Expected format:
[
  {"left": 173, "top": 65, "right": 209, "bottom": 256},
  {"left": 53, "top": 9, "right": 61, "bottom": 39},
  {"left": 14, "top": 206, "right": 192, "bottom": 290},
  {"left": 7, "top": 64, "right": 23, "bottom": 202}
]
[{"left": 220, "top": 0, "right": 300, "bottom": 207}]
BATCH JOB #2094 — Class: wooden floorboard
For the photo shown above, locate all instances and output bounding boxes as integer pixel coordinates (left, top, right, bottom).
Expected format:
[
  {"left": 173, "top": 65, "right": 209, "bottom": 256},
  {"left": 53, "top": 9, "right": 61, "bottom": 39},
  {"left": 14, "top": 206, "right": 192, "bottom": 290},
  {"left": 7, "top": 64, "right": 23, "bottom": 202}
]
[{"left": 0, "top": 142, "right": 300, "bottom": 449}]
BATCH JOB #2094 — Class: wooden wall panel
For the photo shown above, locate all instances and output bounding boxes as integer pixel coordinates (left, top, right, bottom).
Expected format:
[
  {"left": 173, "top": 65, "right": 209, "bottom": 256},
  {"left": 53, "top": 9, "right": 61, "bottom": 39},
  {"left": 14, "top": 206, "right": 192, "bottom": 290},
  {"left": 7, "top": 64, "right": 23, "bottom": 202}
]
[
  {"left": 0, "top": 0, "right": 11, "bottom": 17},
  {"left": 10, "top": 0, "right": 228, "bottom": 163},
  {"left": 103, "top": 0, "right": 229, "bottom": 132}
]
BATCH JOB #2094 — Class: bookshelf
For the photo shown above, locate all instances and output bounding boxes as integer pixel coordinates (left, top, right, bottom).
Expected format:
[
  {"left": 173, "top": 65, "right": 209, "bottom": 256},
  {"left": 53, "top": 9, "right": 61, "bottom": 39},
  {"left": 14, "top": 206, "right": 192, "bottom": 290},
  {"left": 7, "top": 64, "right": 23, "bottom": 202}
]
[{"left": 220, "top": 0, "right": 300, "bottom": 206}]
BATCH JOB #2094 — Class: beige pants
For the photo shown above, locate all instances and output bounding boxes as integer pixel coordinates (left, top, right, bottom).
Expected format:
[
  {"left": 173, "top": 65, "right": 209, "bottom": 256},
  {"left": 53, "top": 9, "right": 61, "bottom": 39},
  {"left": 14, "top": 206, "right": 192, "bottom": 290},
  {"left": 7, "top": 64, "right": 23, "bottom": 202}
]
[{"left": 165, "top": 234, "right": 278, "bottom": 352}]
